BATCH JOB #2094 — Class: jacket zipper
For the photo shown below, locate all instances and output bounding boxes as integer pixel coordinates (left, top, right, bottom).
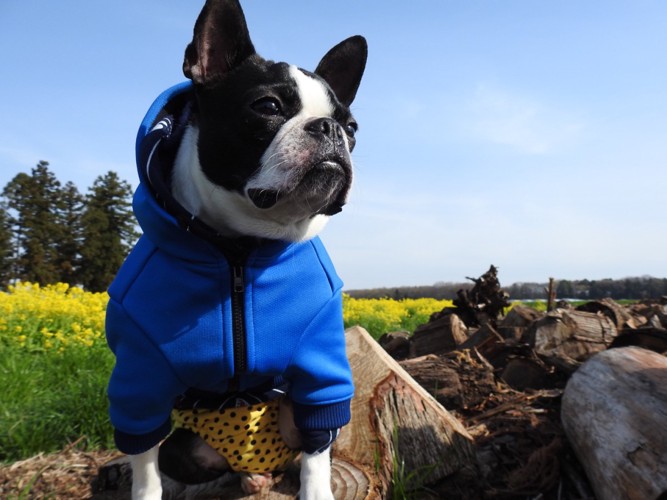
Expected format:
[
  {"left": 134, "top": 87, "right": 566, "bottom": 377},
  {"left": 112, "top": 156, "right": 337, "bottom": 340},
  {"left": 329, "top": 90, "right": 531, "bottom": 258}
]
[{"left": 231, "top": 263, "right": 247, "bottom": 374}]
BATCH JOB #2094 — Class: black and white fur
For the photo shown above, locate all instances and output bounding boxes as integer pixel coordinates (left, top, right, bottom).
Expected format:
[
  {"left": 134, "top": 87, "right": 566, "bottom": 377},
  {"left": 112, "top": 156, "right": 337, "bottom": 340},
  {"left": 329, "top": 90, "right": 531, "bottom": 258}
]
[{"left": 130, "top": 0, "right": 366, "bottom": 498}]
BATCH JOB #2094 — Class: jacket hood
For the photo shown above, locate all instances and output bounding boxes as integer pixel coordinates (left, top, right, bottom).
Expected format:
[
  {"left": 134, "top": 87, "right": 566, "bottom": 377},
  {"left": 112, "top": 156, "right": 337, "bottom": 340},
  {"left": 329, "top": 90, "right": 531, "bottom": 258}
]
[
  {"left": 133, "top": 82, "right": 291, "bottom": 262},
  {"left": 135, "top": 81, "right": 193, "bottom": 180}
]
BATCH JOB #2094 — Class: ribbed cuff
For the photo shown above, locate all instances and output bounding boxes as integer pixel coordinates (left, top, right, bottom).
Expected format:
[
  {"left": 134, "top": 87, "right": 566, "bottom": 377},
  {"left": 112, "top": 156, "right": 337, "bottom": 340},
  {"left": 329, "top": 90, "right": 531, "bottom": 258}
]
[
  {"left": 293, "top": 399, "right": 351, "bottom": 431},
  {"left": 114, "top": 417, "right": 172, "bottom": 455},
  {"left": 300, "top": 428, "right": 340, "bottom": 454}
]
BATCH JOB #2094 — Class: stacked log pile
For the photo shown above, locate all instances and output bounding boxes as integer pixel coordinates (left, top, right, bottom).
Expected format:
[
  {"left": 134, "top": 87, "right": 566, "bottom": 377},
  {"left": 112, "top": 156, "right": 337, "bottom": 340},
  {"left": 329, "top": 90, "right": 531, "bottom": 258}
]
[{"left": 378, "top": 266, "right": 667, "bottom": 498}]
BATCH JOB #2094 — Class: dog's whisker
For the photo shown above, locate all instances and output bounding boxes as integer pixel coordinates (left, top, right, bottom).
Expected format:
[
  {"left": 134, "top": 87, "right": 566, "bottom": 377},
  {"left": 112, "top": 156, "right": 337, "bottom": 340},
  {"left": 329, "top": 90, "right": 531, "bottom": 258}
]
[{"left": 263, "top": 157, "right": 288, "bottom": 176}]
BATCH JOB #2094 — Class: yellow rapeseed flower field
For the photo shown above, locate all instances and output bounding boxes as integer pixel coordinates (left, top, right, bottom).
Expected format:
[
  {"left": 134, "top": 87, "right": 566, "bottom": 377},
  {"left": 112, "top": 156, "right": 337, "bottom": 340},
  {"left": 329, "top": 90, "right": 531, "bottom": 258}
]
[
  {"left": 343, "top": 294, "right": 453, "bottom": 338},
  {"left": 0, "top": 283, "right": 453, "bottom": 351},
  {"left": 0, "top": 282, "right": 108, "bottom": 352}
]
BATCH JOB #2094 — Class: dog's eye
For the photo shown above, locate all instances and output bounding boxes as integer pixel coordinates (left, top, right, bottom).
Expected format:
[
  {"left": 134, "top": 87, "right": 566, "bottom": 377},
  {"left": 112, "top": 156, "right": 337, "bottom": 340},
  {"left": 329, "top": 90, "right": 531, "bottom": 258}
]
[
  {"left": 251, "top": 97, "right": 282, "bottom": 116},
  {"left": 345, "top": 121, "right": 358, "bottom": 138}
]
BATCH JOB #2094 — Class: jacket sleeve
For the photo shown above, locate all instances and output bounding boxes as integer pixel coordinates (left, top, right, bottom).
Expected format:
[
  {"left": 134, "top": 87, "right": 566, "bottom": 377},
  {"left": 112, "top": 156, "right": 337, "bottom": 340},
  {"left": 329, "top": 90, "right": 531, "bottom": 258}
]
[
  {"left": 106, "top": 298, "right": 187, "bottom": 454},
  {"left": 285, "top": 289, "right": 354, "bottom": 431}
]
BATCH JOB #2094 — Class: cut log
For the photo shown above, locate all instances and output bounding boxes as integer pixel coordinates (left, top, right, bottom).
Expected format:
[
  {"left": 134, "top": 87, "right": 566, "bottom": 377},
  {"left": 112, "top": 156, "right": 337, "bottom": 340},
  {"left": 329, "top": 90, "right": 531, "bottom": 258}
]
[
  {"left": 497, "top": 304, "right": 544, "bottom": 341},
  {"left": 611, "top": 327, "right": 667, "bottom": 354},
  {"left": 409, "top": 313, "right": 468, "bottom": 357},
  {"left": 400, "top": 351, "right": 497, "bottom": 410},
  {"left": 398, "top": 354, "right": 463, "bottom": 408},
  {"left": 457, "top": 323, "right": 505, "bottom": 363},
  {"left": 561, "top": 347, "right": 667, "bottom": 500},
  {"left": 629, "top": 301, "right": 667, "bottom": 329},
  {"left": 524, "top": 308, "right": 617, "bottom": 373},
  {"left": 337, "top": 326, "right": 476, "bottom": 496},
  {"left": 378, "top": 330, "right": 411, "bottom": 360},
  {"left": 575, "top": 298, "right": 634, "bottom": 330},
  {"left": 500, "top": 357, "right": 551, "bottom": 391}
]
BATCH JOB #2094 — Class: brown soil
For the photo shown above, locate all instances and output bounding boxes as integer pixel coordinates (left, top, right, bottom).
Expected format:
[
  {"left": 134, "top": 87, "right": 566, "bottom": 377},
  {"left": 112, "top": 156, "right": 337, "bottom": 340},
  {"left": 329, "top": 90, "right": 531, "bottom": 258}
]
[{"left": 0, "top": 445, "right": 123, "bottom": 499}]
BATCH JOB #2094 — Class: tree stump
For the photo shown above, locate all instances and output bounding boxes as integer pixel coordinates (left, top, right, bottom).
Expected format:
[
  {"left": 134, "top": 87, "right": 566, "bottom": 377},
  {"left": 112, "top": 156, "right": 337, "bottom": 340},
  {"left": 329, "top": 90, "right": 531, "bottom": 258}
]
[
  {"left": 336, "top": 326, "right": 476, "bottom": 497},
  {"left": 561, "top": 347, "right": 667, "bottom": 500},
  {"left": 93, "top": 454, "right": 372, "bottom": 499}
]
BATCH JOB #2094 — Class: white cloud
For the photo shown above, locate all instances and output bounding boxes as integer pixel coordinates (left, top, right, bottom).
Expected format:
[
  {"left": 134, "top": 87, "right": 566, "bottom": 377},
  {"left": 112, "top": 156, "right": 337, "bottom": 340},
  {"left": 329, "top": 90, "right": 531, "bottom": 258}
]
[{"left": 466, "top": 83, "right": 584, "bottom": 154}]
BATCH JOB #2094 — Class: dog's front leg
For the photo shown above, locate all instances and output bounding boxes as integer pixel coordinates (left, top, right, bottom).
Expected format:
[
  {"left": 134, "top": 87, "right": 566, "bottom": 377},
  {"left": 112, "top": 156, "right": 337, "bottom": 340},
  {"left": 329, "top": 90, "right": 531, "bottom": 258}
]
[
  {"left": 131, "top": 445, "right": 162, "bottom": 499},
  {"left": 299, "top": 447, "right": 334, "bottom": 500}
]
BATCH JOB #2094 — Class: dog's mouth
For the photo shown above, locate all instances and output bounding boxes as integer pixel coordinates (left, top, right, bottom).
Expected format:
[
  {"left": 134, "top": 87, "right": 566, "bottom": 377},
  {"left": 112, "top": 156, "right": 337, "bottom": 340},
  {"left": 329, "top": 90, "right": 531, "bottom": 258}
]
[
  {"left": 247, "top": 161, "right": 349, "bottom": 214},
  {"left": 247, "top": 188, "right": 281, "bottom": 209}
]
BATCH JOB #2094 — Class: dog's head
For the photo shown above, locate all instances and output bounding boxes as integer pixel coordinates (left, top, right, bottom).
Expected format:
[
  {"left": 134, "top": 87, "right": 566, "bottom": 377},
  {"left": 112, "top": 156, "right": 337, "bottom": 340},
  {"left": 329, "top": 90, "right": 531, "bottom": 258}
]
[{"left": 173, "top": 0, "right": 367, "bottom": 241}]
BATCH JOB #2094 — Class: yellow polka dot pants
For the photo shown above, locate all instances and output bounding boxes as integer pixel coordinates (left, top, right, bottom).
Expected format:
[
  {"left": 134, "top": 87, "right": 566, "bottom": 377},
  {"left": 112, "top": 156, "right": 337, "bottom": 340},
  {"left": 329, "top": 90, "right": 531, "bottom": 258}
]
[{"left": 172, "top": 398, "right": 299, "bottom": 473}]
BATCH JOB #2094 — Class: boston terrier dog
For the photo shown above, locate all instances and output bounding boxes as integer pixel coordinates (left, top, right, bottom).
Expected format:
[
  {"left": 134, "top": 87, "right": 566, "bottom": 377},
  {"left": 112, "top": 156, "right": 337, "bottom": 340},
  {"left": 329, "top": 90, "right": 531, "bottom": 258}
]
[{"left": 104, "top": 0, "right": 367, "bottom": 498}]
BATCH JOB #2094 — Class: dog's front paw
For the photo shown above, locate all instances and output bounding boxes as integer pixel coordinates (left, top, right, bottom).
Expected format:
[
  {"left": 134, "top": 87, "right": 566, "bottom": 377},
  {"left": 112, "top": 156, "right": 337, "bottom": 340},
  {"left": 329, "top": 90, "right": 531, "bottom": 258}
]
[
  {"left": 131, "top": 447, "right": 163, "bottom": 500},
  {"left": 299, "top": 450, "right": 334, "bottom": 500},
  {"left": 132, "top": 484, "right": 163, "bottom": 500}
]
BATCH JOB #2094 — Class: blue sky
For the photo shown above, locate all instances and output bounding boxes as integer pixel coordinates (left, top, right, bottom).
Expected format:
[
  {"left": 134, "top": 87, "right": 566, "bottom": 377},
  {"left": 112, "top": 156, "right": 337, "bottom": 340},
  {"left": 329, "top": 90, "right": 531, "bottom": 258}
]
[{"left": 1, "top": 1, "right": 665, "bottom": 290}]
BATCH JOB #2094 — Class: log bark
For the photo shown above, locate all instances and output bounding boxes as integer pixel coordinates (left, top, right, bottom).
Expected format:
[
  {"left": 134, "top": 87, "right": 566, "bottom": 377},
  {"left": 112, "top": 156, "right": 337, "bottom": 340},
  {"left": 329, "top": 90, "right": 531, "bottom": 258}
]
[
  {"left": 525, "top": 309, "right": 617, "bottom": 373},
  {"left": 336, "top": 326, "right": 476, "bottom": 496},
  {"left": 561, "top": 347, "right": 667, "bottom": 500}
]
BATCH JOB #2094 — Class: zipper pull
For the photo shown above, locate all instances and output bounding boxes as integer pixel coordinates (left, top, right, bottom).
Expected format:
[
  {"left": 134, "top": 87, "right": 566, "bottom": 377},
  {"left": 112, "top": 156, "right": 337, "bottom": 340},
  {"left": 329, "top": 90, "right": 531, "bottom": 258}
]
[{"left": 233, "top": 265, "right": 244, "bottom": 293}]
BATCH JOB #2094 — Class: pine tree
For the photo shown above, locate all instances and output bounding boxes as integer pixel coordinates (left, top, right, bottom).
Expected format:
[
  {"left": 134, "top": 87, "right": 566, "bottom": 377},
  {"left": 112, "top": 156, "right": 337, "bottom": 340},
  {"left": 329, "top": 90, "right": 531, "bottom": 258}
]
[
  {"left": 79, "top": 171, "right": 138, "bottom": 292},
  {"left": 0, "top": 204, "right": 12, "bottom": 288},
  {"left": 1, "top": 161, "right": 65, "bottom": 284},
  {"left": 56, "top": 181, "right": 84, "bottom": 285}
]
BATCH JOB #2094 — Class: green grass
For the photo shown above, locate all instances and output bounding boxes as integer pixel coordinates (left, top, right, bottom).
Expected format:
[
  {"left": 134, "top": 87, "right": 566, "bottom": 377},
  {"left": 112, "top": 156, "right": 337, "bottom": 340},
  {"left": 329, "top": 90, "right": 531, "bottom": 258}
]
[
  {"left": 0, "top": 345, "right": 115, "bottom": 462},
  {"left": 389, "top": 426, "right": 438, "bottom": 499}
]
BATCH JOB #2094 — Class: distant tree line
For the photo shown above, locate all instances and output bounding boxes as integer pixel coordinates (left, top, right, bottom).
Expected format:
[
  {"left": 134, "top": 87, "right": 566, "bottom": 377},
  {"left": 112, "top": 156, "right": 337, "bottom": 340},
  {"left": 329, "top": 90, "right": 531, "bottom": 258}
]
[
  {"left": 347, "top": 276, "right": 667, "bottom": 301},
  {"left": 0, "top": 161, "right": 138, "bottom": 292},
  {"left": 3, "top": 165, "right": 665, "bottom": 301}
]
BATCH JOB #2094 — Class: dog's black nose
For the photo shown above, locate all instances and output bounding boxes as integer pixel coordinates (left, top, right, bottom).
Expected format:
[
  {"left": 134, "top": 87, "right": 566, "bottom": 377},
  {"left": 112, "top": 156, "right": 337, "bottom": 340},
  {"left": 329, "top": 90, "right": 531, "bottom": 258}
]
[{"left": 305, "top": 117, "right": 344, "bottom": 145}]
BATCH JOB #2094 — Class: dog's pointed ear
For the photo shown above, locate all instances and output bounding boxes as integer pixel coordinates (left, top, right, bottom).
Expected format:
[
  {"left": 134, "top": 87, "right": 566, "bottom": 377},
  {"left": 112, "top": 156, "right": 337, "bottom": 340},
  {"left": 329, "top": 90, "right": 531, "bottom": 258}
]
[
  {"left": 315, "top": 35, "right": 368, "bottom": 107},
  {"left": 183, "top": 0, "right": 256, "bottom": 85}
]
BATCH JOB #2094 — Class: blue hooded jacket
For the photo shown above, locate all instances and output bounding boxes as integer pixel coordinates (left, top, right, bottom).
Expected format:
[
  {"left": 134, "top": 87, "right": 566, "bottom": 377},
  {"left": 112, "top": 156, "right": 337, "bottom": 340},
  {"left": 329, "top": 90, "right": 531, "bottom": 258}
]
[{"left": 106, "top": 82, "right": 354, "bottom": 455}]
